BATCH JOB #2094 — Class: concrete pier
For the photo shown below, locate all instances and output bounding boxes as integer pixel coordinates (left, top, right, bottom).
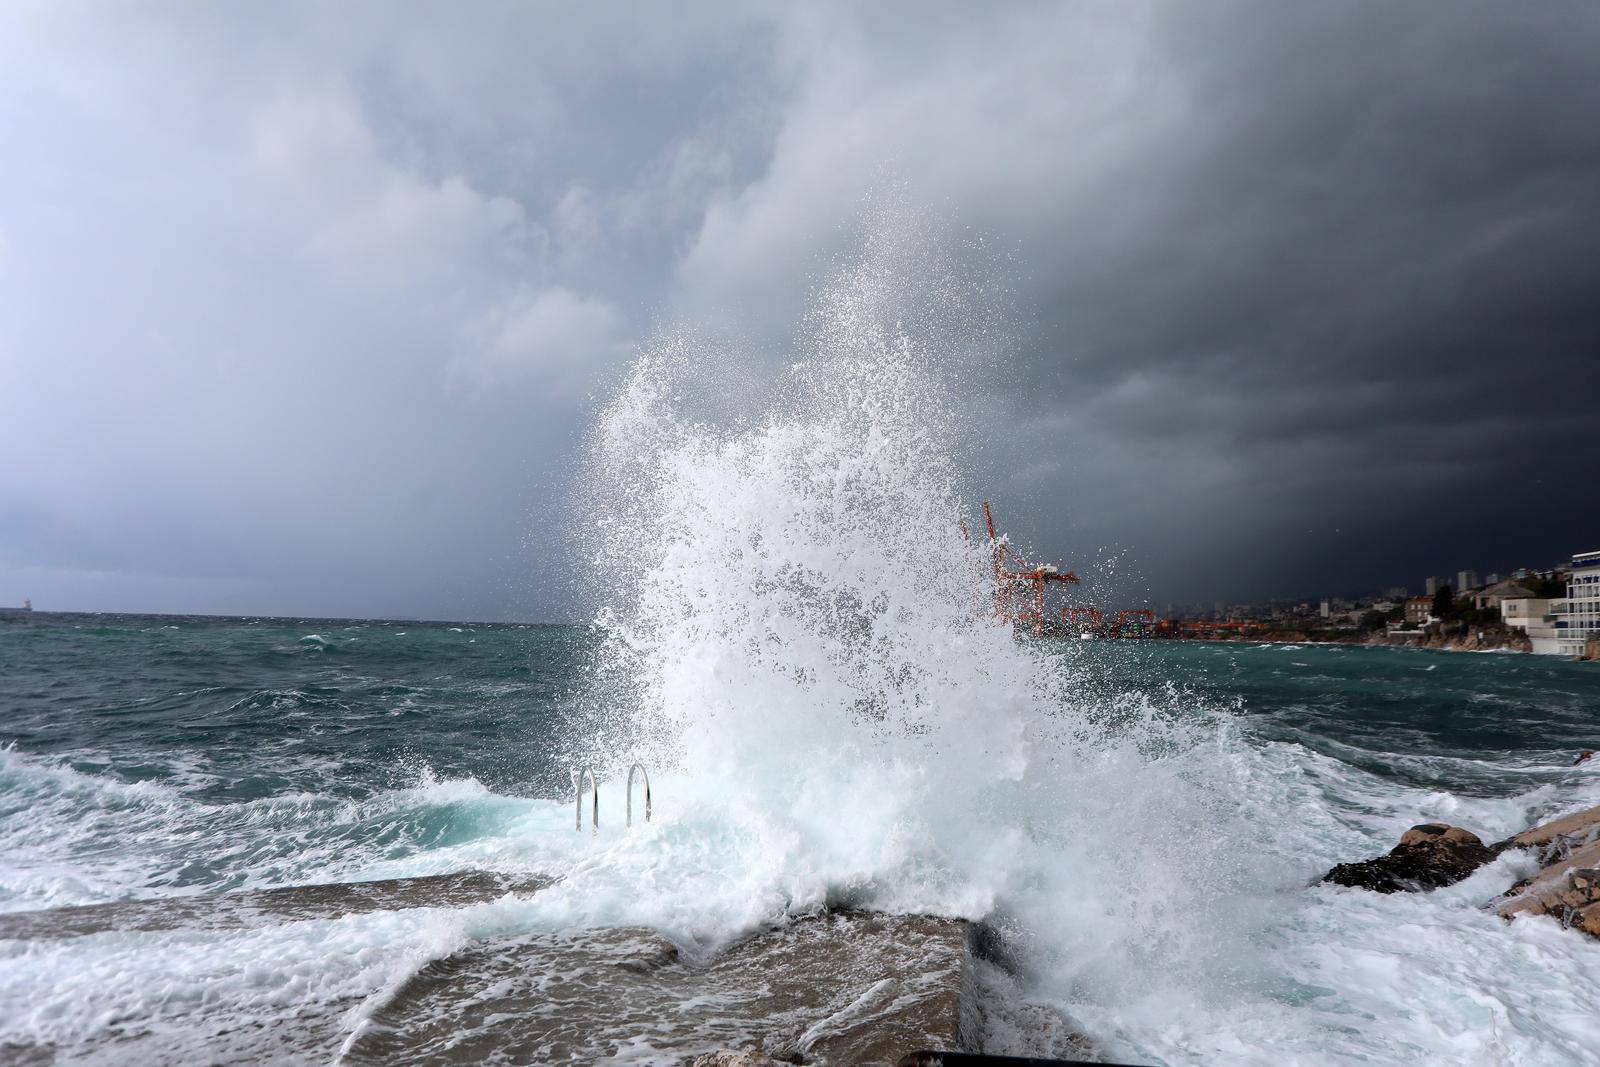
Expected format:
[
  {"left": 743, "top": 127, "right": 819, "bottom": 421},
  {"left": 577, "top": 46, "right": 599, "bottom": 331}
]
[{"left": 4, "top": 876, "right": 1092, "bottom": 1064}]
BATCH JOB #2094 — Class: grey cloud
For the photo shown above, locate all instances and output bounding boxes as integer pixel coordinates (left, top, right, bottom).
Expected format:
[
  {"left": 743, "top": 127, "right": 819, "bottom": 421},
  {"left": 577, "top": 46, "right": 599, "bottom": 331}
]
[{"left": 1, "top": 2, "right": 1596, "bottom": 616}]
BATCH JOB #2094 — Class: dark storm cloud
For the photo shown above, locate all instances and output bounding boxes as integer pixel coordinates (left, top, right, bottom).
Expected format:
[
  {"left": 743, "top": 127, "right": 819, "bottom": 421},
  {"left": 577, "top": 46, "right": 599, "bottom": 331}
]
[
  {"left": 981, "top": 4, "right": 1600, "bottom": 600},
  {"left": 1, "top": 2, "right": 1595, "bottom": 616}
]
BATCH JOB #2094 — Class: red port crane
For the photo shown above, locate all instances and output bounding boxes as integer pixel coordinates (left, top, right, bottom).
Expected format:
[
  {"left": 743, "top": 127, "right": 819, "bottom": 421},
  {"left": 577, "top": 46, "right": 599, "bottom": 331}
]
[
  {"left": 1065, "top": 606, "right": 1103, "bottom": 632},
  {"left": 967, "top": 502, "right": 1165, "bottom": 639},
  {"left": 1115, "top": 608, "right": 1155, "bottom": 636},
  {"left": 973, "top": 502, "right": 1080, "bottom": 632},
  {"left": 1064, "top": 606, "right": 1157, "bottom": 637}
]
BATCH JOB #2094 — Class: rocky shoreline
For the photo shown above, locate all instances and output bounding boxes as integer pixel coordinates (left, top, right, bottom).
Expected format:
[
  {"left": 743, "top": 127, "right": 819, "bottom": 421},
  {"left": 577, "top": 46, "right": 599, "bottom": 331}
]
[
  {"left": 1186, "top": 627, "right": 1600, "bottom": 658},
  {"left": 1173, "top": 630, "right": 1533, "bottom": 652},
  {"left": 1322, "top": 803, "right": 1600, "bottom": 938}
]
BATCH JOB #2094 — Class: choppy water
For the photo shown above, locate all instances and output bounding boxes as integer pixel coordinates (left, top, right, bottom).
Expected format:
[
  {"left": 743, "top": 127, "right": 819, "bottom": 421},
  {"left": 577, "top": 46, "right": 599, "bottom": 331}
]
[
  {"left": 4, "top": 613, "right": 1599, "bottom": 1064},
  {"left": 0, "top": 614, "right": 592, "bottom": 908}
]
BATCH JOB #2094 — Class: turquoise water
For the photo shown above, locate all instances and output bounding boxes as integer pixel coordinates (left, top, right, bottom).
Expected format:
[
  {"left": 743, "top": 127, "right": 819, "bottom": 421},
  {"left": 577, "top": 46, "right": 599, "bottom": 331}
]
[
  {"left": 1072, "top": 637, "right": 1600, "bottom": 790},
  {"left": 5, "top": 611, "right": 1600, "bottom": 1063},
  {"left": 4, "top": 612, "right": 1597, "bottom": 908},
  {"left": 2, "top": 613, "right": 589, "bottom": 800},
  {"left": 0, "top": 613, "right": 601, "bottom": 909}
]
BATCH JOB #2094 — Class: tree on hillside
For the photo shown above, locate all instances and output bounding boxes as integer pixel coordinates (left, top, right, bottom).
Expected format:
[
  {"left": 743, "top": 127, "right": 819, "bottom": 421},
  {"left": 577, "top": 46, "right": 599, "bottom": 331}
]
[
  {"left": 1526, "top": 576, "right": 1567, "bottom": 598},
  {"left": 1432, "top": 585, "right": 1454, "bottom": 617}
]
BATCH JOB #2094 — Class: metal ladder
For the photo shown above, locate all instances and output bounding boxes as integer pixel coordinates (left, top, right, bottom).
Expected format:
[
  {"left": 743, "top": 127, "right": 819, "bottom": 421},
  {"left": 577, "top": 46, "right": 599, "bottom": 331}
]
[
  {"left": 574, "top": 767, "right": 599, "bottom": 832},
  {"left": 573, "top": 763, "right": 652, "bottom": 831},
  {"left": 626, "top": 762, "right": 651, "bottom": 827}
]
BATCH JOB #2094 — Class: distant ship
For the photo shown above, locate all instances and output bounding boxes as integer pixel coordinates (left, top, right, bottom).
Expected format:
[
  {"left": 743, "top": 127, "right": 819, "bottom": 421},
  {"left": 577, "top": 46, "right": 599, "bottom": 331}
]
[{"left": 0, "top": 598, "right": 32, "bottom": 613}]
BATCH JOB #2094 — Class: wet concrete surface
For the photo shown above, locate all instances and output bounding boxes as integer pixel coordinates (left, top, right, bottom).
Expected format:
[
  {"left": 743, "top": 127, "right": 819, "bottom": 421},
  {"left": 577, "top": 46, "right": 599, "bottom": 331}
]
[
  {"left": 0, "top": 870, "right": 551, "bottom": 941},
  {"left": 344, "top": 910, "right": 969, "bottom": 1066}
]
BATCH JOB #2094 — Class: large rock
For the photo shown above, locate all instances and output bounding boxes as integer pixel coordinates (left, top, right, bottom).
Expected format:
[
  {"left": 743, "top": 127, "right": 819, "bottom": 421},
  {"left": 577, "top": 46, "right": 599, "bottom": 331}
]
[
  {"left": 1323, "top": 805, "right": 1600, "bottom": 941},
  {"left": 1500, "top": 803, "right": 1600, "bottom": 851},
  {"left": 1497, "top": 841, "right": 1600, "bottom": 935},
  {"left": 1496, "top": 806, "right": 1600, "bottom": 938},
  {"left": 1322, "top": 823, "right": 1497, "bottom": 893}
]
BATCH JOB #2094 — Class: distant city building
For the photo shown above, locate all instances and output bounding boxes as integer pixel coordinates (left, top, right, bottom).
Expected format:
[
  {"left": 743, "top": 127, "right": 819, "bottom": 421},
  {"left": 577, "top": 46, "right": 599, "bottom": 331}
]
[
  {"left": 1556, "top": 550, "right": 1600, "bottom": 657},
  {"left": 1513, "top": 568, "right": 1530, "bottom": 580},
  {"left": 1457, "top": 569, "right": 1480, "bottom": 591},
  {"left": 1386, "top": 586, "right": 1408, "bottom": 600},
  {"left": 1473, "top": 579, "right": 1537, "bottom": 612},
  {"left": 1485, "top": 573, "right": 1503, "bottom": 586},
  {"left": 1319, "top": 598, "right": 1331, "bottom": 619},
  {"left": 1404, "top": 596, "right": 1433, "bottom": 626},
  {"left": 1502, "top": 597, "right": 1558, "bottom": 654},
  {"left": 1425, "top": 576, "right": 1447, "bottom": 596}
]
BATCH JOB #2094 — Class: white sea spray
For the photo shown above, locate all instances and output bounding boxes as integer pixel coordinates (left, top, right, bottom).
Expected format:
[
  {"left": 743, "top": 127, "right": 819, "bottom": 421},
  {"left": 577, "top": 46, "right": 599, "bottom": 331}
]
[{"left": 544, "top": 218, "right": 1600, "bottom": 1063}]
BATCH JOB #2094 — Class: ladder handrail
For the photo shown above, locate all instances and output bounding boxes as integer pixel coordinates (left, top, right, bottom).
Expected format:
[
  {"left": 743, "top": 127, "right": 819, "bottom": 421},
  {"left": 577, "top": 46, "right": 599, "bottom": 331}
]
[
  {"left": 626, "top": 762, "right": 651, "bottom": 827},
  {"left": 572, "top": 763, "right": 653, "bottom": 831},
  {"left": 574, "top": 767, "right": 599, "bottom": 833}
]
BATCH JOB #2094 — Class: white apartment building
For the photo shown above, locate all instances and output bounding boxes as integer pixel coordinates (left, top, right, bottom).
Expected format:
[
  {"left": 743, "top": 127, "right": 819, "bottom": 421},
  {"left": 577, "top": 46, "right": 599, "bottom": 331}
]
[
  {"left": 1501, "top": 597, "right": 1559, "bottom": 654},
  {"left": 1556, "top": 549, "right": 1600, "bottom": 657}
]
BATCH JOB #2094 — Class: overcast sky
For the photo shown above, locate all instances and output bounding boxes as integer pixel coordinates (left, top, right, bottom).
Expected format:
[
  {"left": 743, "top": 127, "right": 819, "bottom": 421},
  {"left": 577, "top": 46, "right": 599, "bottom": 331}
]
[{"left": 3, "top": 2, "right": 1597, "bottom": 620}]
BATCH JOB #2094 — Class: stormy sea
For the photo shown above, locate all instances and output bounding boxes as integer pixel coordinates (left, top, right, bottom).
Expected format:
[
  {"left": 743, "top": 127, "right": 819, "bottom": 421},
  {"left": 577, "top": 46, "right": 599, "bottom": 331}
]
[
  {"left": 5, "top": 248, "right": 1600, "bottom": 1065},
  {"left": 4, "top": 613, "right": 1600, "bottom": 1065}
]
